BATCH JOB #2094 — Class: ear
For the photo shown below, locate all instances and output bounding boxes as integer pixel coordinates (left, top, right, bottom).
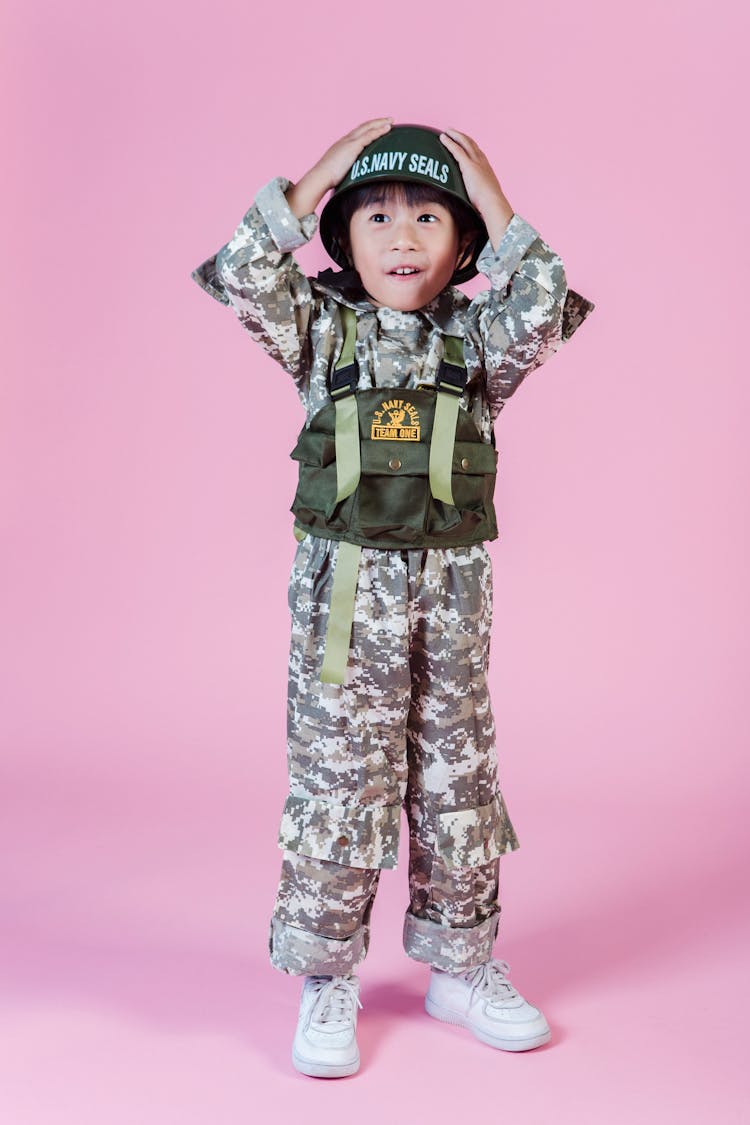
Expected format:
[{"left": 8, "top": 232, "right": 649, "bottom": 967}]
[
  {"left": 336, "top": 230, "right": 354, "bottom": 268},
  {"left": 455, "top": 230, "right": 477, "bottom": 271}
]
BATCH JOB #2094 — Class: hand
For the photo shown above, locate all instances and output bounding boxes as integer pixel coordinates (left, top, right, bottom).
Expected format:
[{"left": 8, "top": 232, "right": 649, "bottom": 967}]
[
  {"left": 313, "top": 118, "right": 394, "bottom": 191},
  {"left": 286, "top": 118, "right": 393, "bottom": 219},
  {"left": 439, "top": 128, "right": 515, "bottom": 249}
]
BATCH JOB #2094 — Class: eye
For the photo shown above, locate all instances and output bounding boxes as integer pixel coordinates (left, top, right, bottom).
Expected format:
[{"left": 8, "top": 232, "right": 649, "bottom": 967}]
[
  {"left": 417, "top": 213, "right": 438, "bottom": 222},
  {"left": 368, "top": 212, "right": 390, "bottom": 223}
]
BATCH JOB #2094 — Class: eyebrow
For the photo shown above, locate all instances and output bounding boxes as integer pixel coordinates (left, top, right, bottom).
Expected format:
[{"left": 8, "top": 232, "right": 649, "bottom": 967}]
[{"left": 360, "top": 200, "right": 449, "bottom": 213}]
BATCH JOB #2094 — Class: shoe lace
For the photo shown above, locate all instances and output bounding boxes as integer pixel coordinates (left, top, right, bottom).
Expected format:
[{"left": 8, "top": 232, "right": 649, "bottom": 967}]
[
  {"left": 465, "top": 958, "right": 521, "bottom": 1009},
  {"left": 308, "top": 975, "right": 363, "bottom": 1025}
]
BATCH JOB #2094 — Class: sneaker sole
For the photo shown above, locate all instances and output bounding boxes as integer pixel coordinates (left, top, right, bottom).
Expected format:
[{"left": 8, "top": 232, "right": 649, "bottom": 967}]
[
  {"left": 425, "top": 996, "right": 551, "bottom": 1052},
  {"left": 291, "top": 1047, "right": 360, "bottom": 1078}
]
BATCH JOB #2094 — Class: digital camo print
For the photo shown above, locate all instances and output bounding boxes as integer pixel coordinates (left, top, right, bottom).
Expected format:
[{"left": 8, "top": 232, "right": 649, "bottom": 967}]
[
  {"left": 191, "top": 174, "right": 594, "bottom": 975},
  {"left": 269, "top": 853, "right": 380, "bottom": 976},
  {"left": 191, "top": 175, "right": 595, "bottom": 441},
  {"left": 267, "top": 536, "right": 519, "bottom": 975}
]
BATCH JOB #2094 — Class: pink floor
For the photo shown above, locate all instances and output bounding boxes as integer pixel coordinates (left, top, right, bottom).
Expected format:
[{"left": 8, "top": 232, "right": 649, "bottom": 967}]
[{"left": 1, "top": 762, "right": 747, "bottom": 1125}]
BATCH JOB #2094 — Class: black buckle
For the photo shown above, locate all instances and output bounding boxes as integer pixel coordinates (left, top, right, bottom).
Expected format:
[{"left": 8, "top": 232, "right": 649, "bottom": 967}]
[
  {"left": 436, "top": 360, "right": 467, "bottom": 396},
  {"left": 330, "top": 362, "right": 358, "bottom": 399}
]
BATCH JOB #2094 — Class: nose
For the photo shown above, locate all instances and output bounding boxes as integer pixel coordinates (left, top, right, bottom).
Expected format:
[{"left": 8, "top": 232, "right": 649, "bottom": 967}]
[{"left": 390, "top": 214, "right": 420, "bottom": 251}]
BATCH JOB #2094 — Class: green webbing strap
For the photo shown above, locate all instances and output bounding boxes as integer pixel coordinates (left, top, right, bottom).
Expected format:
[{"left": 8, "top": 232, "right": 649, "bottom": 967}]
[
  {"left": 332, "top": 306, "right": 361, "bottom": 503},
  {"left": 429, "top": 335, "right": 465, "bottom": 506},
  {"left": 442, "top": 334, "right": 465, "bottom": 368},
  {"left": 320, "top": 540, "right": 362, "bottom": 685},
  {"left": 333, "top": 394, "right": 360, "bottom": 501},
  {"left": 337, "top": 304, "right": 357, "bottom": 369}
]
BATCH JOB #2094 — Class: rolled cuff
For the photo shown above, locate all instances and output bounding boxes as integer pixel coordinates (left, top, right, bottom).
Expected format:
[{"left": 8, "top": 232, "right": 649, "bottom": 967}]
[
  {"left": 561, "top": 287, "right": 596, "bottom": 341},
  {"left": 403, "top": 907, "right": 501, "bottom": 972},
  {"left": 269, "top": 915, "right": 370, "bottom": 976},
  {"left": 277, "top": 794, "right": 401, "bottom": 869},
  {"left": 254, "top": 175, "right": 319, "bottom": 254},
  {"left": 190, "top": 254, "right": 230, "bottom": 305},
  {"left": 476, "top": 213, "right": 541, "bottom": 291}
]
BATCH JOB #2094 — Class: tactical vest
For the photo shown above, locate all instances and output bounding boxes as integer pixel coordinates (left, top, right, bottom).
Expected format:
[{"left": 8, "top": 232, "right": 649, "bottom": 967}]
[{"left": 289, "top": 305, "right": 499, "bottom": 685}]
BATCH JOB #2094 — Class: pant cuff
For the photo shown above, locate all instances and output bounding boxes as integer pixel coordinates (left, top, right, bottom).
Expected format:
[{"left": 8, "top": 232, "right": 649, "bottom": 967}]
[
  {"left": 268, "top": 915, "right": 370, "bottom": 976},
  {"left": 402, "top": 907, "right": 500, "bottom": 973}
]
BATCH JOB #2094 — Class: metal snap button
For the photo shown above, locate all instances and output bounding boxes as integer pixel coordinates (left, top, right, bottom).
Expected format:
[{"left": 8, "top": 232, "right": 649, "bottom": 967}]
[
  {"left": 388, "top": 458, "right": 401, "bottom": 471},
  {"left": 336, "top": 835, "right": 349, "bottom": 846},
  {"left": 461, "top": 457, "right": 470, "bottom": 470}
]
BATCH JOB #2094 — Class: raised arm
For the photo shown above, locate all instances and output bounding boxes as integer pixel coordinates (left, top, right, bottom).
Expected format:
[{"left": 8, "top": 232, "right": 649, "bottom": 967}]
[
  {"left": 191, "top": 177, "right": 319, "bottom": 392},
  {"left": 190, "top": 119, "right": 394, "bottom": 394},
  {"left": 472, "top": 214, "right": 582, "bottom": 417},
  {"left": 440, "top": 127, "right": 594, "bottom": 418}
]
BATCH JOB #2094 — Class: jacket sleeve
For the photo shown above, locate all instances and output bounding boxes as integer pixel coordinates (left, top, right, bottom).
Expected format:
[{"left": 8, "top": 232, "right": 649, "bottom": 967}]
[
  {"left": 190, "top": 176, "right": 319, "bottom": 389},
  {"left": 470, "top": 214, "right": 595, "bottom": 419}
]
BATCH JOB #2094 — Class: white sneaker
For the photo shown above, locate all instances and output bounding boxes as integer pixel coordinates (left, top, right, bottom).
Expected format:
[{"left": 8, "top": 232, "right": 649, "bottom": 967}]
[
  {"left": 291, "top": 973, "right": 363, "bottom": 1077},
  {"left": 425, "top": 958, "right": 551, "bottom": 1052}
]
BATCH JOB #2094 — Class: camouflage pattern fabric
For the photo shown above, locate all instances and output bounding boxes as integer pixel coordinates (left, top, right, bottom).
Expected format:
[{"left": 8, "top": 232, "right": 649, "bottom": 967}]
[
  {"left": 268, "top": 536, "right": 519, "bottom": 975},
  {"left": 191, "top": 173, "right": 594, "bottom": 976},
  {"left": 191, "top": 176, "right": 595, "bottom": 443}
]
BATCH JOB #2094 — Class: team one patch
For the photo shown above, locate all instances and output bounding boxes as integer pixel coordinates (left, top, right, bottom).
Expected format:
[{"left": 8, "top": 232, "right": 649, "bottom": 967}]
[{"left": 371, "top": 399, "right": 421, "bottom": 441}]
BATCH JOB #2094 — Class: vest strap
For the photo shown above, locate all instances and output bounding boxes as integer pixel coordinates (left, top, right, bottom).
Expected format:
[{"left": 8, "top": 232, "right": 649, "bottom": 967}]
[
  {"left": 429, "top": 337, "right": 467, "bottom": 506},
  {"left": 333, "top": 394, "right": 360, "bottom": 502},
  {"left": 309, "top": 320, "right": 470, "bottom": 684},
  {"left": 320, "top": 540, "right": 362, "bottom": 685},
  {"left": 332, "top": 307, "right": 361, "bottom": 503}
]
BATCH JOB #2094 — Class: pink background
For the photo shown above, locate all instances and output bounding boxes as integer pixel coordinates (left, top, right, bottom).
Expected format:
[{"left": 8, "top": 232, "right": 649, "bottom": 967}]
[{"left": 2, "top": 0, "right": 748, "bottom": 1120}]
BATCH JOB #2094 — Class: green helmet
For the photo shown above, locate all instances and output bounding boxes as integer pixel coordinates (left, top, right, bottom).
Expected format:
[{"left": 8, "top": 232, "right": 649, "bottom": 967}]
[{"left": 319, "top": 123, "right": 489, "bottom": 285}]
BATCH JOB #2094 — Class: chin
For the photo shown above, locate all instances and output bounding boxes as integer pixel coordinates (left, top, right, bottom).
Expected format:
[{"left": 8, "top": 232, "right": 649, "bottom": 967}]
[{"left": 369, "top": 282, "right": 445, "bottom": 313}]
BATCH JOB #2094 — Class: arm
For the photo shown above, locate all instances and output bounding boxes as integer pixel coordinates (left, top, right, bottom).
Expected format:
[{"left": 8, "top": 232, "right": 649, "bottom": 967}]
[
  {"left": 440, "top": 128, "right": 595, "bottom": 417},
  {"left": 190, "top": 118, "right": 394, "bottom": 391},
  {"left": 472, "top": 216, "right": 576, "bottom": 417},
  {"left": 191, "top": 176, "right": 319, "bottom": 390}
]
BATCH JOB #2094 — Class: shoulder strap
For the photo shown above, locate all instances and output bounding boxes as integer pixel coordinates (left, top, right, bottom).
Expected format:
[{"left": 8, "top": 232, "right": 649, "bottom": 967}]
[
  {"left": 330, "top": 304, "right": 361, "bottom": 503},
  {"left": 429, "top": 333, "right": 466, "bottom": 506}
]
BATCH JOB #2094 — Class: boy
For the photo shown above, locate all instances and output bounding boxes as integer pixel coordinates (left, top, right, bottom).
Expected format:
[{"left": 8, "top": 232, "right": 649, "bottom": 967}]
[{"left": 192, "top": 119, "right": 594, "bottom": 1078}]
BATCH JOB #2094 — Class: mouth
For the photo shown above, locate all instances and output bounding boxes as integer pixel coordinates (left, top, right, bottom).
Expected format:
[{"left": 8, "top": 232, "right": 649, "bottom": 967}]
[{"left": 388, "top": 266, "right": 423, "bottom": 279}]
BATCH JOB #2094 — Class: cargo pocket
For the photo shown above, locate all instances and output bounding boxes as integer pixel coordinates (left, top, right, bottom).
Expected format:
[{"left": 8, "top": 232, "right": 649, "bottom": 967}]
[
  {"left": 435, "top": 792, "right": 520, "bottom": 870},
  {"left": 355, "top": 442, "right": 430, "bottom": 543},
  {"left": 424, "top": 439, "right": 498, "bottom": 541},
  {"left": 277, "top": 794, "right": 401, "bottom": 870},
  {"left": 290, "top": 430, "right": 355, "bottom": 534}
]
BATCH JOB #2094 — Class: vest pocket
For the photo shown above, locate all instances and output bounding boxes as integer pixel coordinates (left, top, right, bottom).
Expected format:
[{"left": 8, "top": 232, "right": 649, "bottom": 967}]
[
  {"left": 351, "top": 442, "right": 428, "bottom": 542},
  {"left": 355, "top": 473, "right": 429, "bottom": 541},
  {"left": 290, "top": 429, "right": 356, "bottom": 532},
  {"left": 425, "top": 440, "right": 498, "bottom": 539},
  {"left": 291, "top": 466, "right": 355, "bottom": 532}
]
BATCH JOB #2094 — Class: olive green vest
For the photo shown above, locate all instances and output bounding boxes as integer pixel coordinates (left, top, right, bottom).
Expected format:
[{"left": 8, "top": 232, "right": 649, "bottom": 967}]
[
  {"left": 290, "top": 386, "right": 498, "bottom": 549},
  {"left": 289, "top": 305, "right": 499, "bottom": 684}
]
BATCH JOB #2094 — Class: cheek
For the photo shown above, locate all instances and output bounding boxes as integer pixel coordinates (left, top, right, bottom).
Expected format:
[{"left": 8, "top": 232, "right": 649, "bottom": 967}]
[
  {"left": 348, "top": 228, "right": 370, "bottom": 266},
  {"left": 438, "top": 244, "right": 460, "bottom": 279},
  {"left": 351, "top": 249, "right": 373, "bottom": 278}
]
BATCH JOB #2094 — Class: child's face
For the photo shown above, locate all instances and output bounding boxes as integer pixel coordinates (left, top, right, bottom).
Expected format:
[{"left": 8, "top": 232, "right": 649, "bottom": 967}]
[{"left": 346, "top": 190, "right": 464, "bottom": 311}]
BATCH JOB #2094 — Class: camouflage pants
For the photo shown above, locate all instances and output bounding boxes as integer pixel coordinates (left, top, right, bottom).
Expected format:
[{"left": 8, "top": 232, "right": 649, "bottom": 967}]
[{"left": 268, "top": 534, "right": 520, "bottom": 976}]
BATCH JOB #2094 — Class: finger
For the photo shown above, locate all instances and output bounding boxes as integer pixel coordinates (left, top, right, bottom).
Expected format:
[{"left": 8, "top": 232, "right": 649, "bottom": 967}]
[
  {"left": 353, "top": 117, "right": 393, "bottom": 136},
  {"left": 442, "top": 127, "right": 481, "bottom": 160},
  {"left": 439, "top": 132, "right": 470, "bottom": 162}
]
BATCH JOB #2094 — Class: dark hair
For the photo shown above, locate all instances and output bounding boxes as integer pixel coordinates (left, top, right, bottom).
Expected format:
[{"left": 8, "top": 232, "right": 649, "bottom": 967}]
[{"left": 330, "top": 180, "right": 484, "bottom": 274}]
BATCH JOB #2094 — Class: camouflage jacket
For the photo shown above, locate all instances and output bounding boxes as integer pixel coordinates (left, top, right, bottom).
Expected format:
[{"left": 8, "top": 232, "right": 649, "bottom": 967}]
[{"left": 191, "top": 177, "right": 595, "bottom": 445}]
